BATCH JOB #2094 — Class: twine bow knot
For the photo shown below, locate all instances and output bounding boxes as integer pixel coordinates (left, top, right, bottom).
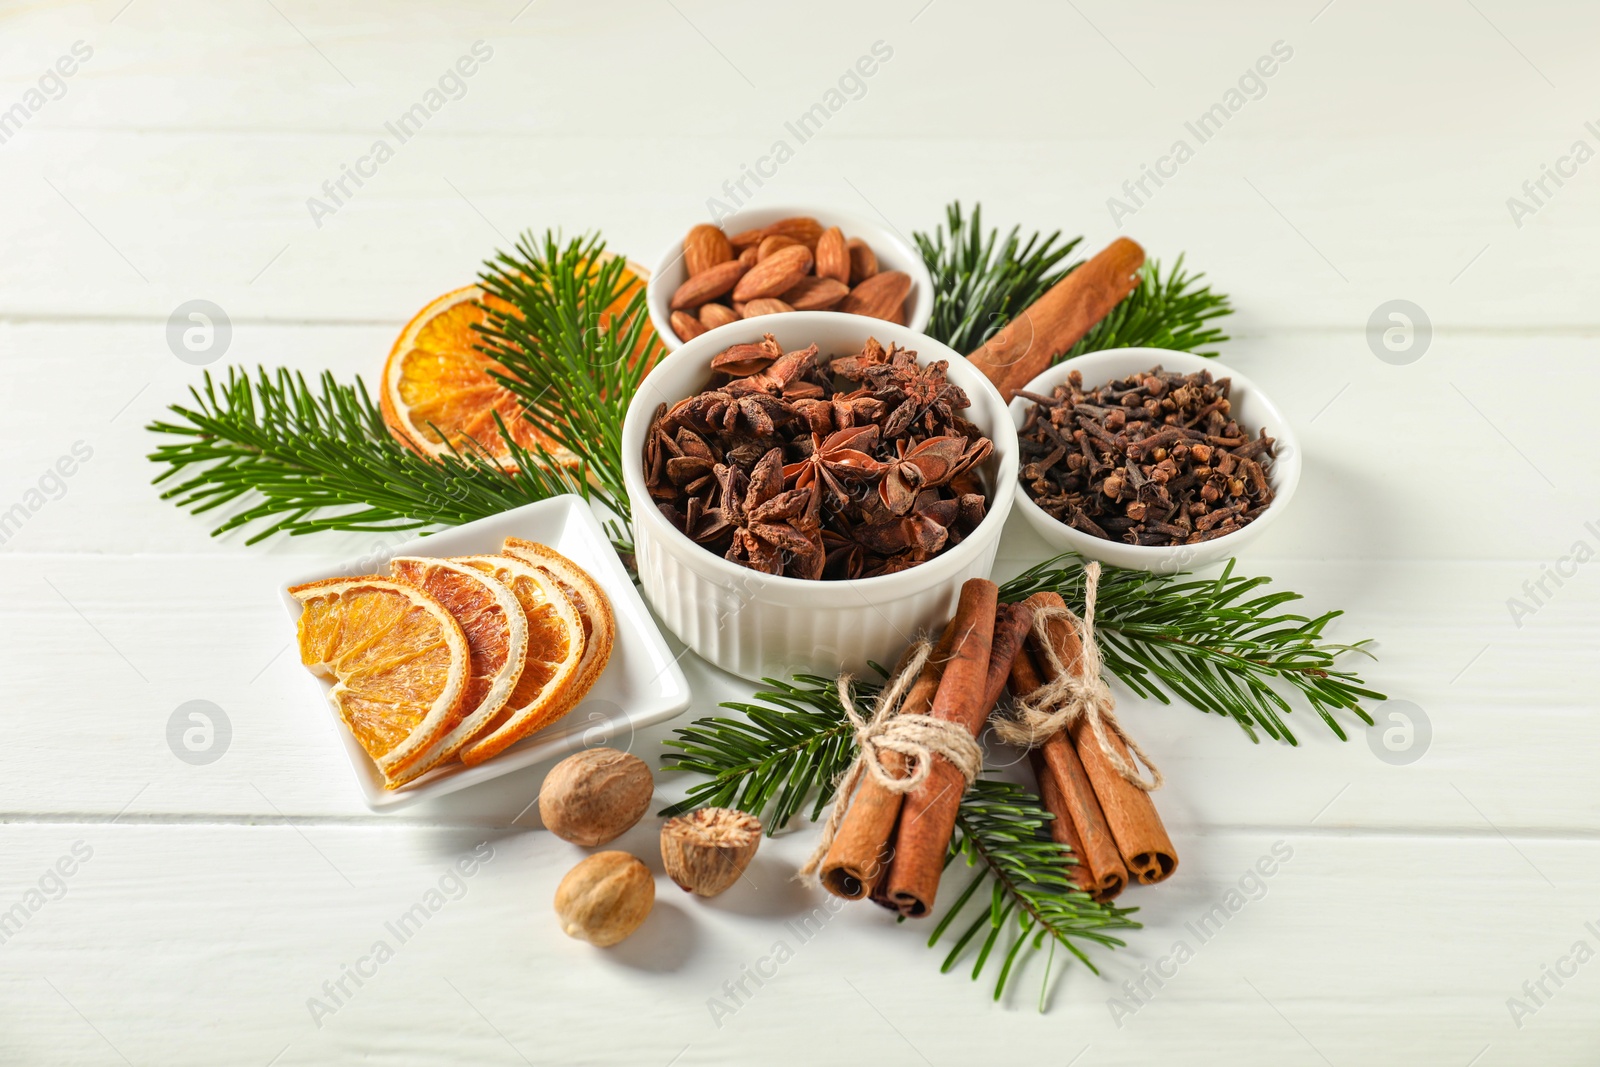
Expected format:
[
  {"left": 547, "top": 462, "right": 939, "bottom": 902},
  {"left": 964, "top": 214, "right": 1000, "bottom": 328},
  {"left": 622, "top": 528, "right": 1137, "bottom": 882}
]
[
  {"left": 993, "top": 562, "right": 1164, "bottom": 792},
  {"left": 797, "top": 640, "right": 984, "bottom": 883}
]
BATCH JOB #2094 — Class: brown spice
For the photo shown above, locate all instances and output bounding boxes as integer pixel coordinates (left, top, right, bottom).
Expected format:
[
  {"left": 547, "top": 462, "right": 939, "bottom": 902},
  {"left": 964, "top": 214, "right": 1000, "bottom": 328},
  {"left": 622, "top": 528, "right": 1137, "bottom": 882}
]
[
  {"left": 647, "top": 334, "right": 995, "bottom": 580},
  {"left": 1017, "top": 365, "right": 1277, "bottom": 546}
]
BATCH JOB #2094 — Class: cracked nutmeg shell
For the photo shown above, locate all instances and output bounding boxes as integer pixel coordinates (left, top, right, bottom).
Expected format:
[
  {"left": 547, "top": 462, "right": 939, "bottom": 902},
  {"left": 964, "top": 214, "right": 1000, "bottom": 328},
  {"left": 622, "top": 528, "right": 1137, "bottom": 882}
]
[
  {"left": 659, "top": 807, "right": 762, "bottom": 897},
  {"left": 554, "top": 851, "right": 654, "bottom": 947},
  {"left": 539, "top": 748, "right": 654, "bottom": 847}
]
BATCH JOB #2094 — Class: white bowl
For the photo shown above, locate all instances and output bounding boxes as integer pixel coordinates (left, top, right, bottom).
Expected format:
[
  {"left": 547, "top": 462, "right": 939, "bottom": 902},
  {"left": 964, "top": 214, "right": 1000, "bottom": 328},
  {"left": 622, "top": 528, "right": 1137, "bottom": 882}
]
[
  {"left": 646, "top": 205, "right": 934, "bottom": 351},
  {"left": 1008, "top": 348, "right": 1300, "bottom": 573},
  {"left": 622, "top": 312, "right": 1018, "bottom": 682}
]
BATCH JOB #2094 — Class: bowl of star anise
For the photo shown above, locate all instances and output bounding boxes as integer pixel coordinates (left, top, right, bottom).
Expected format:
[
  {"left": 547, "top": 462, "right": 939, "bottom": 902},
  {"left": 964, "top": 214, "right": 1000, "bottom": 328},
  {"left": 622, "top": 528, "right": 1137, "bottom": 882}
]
[{"left": 622, "top": 312, "right": 1017, "bottom": 682}]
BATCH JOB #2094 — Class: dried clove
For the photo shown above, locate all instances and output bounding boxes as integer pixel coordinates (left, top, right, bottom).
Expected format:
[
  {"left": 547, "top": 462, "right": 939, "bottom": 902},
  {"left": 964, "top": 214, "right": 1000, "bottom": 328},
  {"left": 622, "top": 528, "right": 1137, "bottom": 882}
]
[{"left": 1018, "top": 365, "right": 1276, "bottom": 547}]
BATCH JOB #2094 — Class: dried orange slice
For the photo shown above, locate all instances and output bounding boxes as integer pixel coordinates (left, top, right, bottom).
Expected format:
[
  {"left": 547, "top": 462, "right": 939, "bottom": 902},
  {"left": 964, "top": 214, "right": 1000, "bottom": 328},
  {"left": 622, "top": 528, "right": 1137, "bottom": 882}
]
[
  {"left": 454, "top": 554, "right": 587, "bottom": 766},
  {"left": 289, "top": 576, "right": 469, "bottom": 785},
  {"left": 498, "top": 537, "right": 614, "bottom": 710},
  {"left": 388, "top": 557, "right": 528, "bottom": 783},
  {"left": 379, "top": 259, "right": 651, "bottom": 468}
]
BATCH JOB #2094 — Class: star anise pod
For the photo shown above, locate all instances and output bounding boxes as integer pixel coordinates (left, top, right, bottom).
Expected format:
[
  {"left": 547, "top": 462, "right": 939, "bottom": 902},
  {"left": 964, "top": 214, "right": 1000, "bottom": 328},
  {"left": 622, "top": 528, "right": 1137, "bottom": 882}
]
[
  {"left": 875, "top": 353, "right": 970, "bottom": 438},
  {"left": 856, "top": 490, "right": 959, "bottom": 560},
  {"left": 783, "top": 425, "right": 887, "bottom": 512},
  {"left": 878, "top": 434, "right": 991, "bottom": 514},
  {"left": 829, "top": 336, "right": 889, "bottom": 381},
  {"left": 721, "top": 449, "right": 823, "bottom": 576}
]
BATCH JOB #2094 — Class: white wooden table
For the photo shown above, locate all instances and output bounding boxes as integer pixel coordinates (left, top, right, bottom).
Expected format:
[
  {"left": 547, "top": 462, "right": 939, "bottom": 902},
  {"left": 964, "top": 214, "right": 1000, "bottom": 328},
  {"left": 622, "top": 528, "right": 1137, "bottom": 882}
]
[{"left": 4, "top": 1, "right": 1597, "bottom": 1062}]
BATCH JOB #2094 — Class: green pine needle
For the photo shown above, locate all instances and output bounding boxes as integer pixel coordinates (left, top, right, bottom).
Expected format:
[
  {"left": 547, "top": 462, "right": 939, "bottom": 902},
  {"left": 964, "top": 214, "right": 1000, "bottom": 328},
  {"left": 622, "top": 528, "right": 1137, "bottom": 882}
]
[
  {"left": 659, "top": 672, "right": 868, "bottom": 829},
  {"left": 914, "top": 201, "right": 1232, "bottom": 362},
  {"left": 935, "top": 779, "right": 1139, "bottom": 1007},
  {"left": 1068, "top": 255, "right": 1232, "bottom": 358},
  {"left": 915, "top": 202, "right": 1082, "bottom": 354},
  {"left": 474, "top": 231, "right": 665, "bottom": 524},
  {"left": 999, "top": 554, "right": 1386, "bottom": 744},
  {"left": 145, "top": 367, "right": 589, "bottom": 544},
  {"left": 145, "top": 229, "right": 656, "bottom": 548}
]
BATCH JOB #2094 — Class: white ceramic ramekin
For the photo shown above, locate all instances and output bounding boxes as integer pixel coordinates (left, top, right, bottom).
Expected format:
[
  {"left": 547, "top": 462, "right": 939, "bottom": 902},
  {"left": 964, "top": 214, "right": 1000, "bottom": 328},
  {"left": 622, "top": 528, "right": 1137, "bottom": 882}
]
[
  {"left": 622, "top": 312, "right": 1017, "bottom": 682},
  {"left": 1008, "top": 348, "right": 1300, "bottom": 573},
  {"left": 646, "top": 205, "right": 934, "bottom": 351}
]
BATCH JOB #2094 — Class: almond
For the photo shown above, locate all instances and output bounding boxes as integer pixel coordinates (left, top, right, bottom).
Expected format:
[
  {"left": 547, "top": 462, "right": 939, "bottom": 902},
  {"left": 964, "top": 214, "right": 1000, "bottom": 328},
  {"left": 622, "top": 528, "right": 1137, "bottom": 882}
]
[
  {"left": 732, "top": 244, "right": 813, "bottom": 303},
  {"left": 757, "top": 234, "right": 799, "bottom": 261},
  {"left": 670, "top": 259, "right": 746, "bottom": 310},
  {"left": 762, "top": 216, "right": 823, "bottom": 248},
  {"left": 729, "top": 228, "right": 765, "bottom": 251},
  {"left": 837, "top": 270, "right": 911, "bottom": 322},
  {"left": 815, "top": 227, "right": 849, "bottom": 284},
  {"left": 847, "top": 238, "right": 878, "bottom": 285},
  {"left": 698, "top": 303, "right": 739, "bottom": 329},
  {"left": 738, "top": 246, "right": 759, "bottom": 268},
  {"left": 742, "top": 298, "right": 794, "bottom": 318},
  {"left": 683, "top": 224, "right": 731, "bottom": 277},
  {"left": 781, "top": 276, "right": 850, "bottom": 311},
  {"left": 670, "top": 310, "right": 707, "bottom": 342}
]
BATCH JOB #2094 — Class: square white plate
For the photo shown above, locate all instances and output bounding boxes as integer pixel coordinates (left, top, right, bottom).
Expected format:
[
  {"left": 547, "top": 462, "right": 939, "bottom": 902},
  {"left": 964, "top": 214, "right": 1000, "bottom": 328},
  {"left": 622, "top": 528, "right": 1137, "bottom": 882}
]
[{"left": 278, "top": 495, "right": 691, "bottom": 811}]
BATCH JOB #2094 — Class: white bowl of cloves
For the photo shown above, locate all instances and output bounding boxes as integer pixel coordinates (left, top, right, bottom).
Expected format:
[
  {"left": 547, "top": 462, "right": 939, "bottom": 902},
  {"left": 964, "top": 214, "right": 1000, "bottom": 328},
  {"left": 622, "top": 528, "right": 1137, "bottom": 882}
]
[{"left": 1009, "top": 347, "right": 1300, "bottom": 573}]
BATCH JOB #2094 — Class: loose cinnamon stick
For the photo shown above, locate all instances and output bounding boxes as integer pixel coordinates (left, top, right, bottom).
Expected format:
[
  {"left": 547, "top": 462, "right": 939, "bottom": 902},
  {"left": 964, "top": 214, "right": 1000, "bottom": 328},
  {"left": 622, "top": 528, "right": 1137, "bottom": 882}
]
[
  {"left": 1011, "top": 644, "right": 1128, "bottom": 902},
  {"left": 820, "top": 619, "right": 962, "bottom": 900},
  {"left": 1027, "top": 592, "right": 1177, "bottom": 885},
  {"left": 886, "top": 591, "right": 1038, "bottom": 918},
  {"left": 966, "top": 237, "right": 1145, "bottom": 402}
]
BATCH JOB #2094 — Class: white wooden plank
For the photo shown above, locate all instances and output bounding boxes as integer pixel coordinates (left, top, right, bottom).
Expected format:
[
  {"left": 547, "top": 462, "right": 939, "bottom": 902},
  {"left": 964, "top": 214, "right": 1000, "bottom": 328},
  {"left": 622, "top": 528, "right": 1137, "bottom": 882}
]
[
  {"left": 0, "top": 3, "right": 1596, "bottom": 326},
  {"left": 0, "top": 823, "right": 1594, "bottom": 1065}
]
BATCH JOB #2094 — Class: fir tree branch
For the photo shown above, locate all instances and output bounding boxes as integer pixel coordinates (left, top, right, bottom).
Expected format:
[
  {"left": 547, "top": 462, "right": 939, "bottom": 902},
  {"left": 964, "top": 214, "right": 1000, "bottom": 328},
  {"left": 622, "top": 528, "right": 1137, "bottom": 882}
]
[
  {"left": 145, "top": 367, "right": 590, "bottom": 544},
  {"left": 999, "top": 554, "right": 1386, "bottom": 744},
  {"left": 914, "top": 202, "right": 1233, "bottom": 362},
  {"left": 474, "top": 232, "right": 665, "bottom": 525},
  {"left": 1067, "top": 256, "right": 1232, "bottom": 358},
  {"left": 935, "top": 779, "right": 1140, "bottom": 1006},
  {"left": 659, "top": 672, "right": 867, "bottom": 830},
  {"left": 915, "top": 202, "right": 1082, "bottom": 354}
]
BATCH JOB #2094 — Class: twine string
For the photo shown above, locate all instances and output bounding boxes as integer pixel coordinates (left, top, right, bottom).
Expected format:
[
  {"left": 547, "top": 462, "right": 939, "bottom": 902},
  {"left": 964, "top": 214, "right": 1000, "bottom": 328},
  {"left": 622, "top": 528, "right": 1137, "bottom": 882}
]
[
  {"left": 992, "top": 562, "right": 1163, "bottom": 792},
  {"left": 798, "top": 640, "right": 984, "bottom": 883}
]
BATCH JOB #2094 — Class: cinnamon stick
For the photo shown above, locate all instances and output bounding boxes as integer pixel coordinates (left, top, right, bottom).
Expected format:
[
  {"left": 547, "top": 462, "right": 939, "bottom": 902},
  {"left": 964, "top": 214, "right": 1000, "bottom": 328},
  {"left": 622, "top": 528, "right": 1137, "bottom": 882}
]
[
  {"left": 885, "top": 591, "right": 1038, "bottom": 918},
  {"left": 820, "top": 618, "right": 962, "bottom": 900},
  {"left": 1011, "top": 644, "right": 1128, "bottom": 902},
  {"left": 966, "top": 237, "right": 1145, "bottom": 402},
  {"left": 1027, "top": 592, "right": 1177, "bottom": 885}
]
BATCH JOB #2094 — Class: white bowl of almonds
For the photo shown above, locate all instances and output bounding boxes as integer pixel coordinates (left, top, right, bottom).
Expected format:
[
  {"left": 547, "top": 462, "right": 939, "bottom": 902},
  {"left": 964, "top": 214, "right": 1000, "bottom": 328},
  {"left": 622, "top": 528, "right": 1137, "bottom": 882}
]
[{"left": 647, "top": 207, "right": 934, "bottom": 350}]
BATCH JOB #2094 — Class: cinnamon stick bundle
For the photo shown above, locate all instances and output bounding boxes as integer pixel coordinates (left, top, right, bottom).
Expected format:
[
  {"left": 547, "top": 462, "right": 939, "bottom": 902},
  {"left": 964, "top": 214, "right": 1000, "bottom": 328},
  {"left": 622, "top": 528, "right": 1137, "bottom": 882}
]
[
  {"left": 819, "top": 619, "right": 962, "bottom": 900},
  {"left": 1027, "top": 592, "right": 1177, "bottom": 885},
  {"left": 1011, "top": 646, "right": 1128, "bottom": 901},
  {"left": 885, "top": 590, "right": 1037, "bottom": 918},
  {"left": 966, "top": 237, "right": 1145, "bottom": 402}
]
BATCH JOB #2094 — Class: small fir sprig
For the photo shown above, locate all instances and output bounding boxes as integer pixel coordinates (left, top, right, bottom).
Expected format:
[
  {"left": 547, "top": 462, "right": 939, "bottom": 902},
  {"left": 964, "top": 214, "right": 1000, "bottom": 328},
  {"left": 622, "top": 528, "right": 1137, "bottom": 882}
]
[
  {"left": 915, "top": 202, "right": 1082, "bottom": 353},
  {"left": 999, "top": 554, "right": 1385, "bottom": 744},
  {"left": 659, "top": 673, "right": 1135, "bottom": 1004},
  {"left": 660, "top": 673, "right": 865, "bottom": 828},
  {"left": 146, "top": 367, "right": 588, "bottom": 543},
  {"left": 937, "top": 779, "right": 1140, "bottom": 1007},
  {"left": 914, "top": 202, "right": 1232, "bottom": 361},
  {"left": 474, "top": 232, "right": 664, "bottom": 524},
  {"left": 1067, "top": 256, "right": 1231, "bottom": 359}
]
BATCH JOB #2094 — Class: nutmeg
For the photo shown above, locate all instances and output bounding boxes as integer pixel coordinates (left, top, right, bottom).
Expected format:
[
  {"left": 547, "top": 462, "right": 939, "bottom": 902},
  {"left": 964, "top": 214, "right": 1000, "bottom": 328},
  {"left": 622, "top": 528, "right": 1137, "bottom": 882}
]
[
  {"left": 659, "top": 807, "right": 762, "bottom": 897},
  {"left": 554, "top": 851, "right": 654, "bottom": 947},
  {"left": 539, "top": 748, "right": 653, "bottom": 847}
]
